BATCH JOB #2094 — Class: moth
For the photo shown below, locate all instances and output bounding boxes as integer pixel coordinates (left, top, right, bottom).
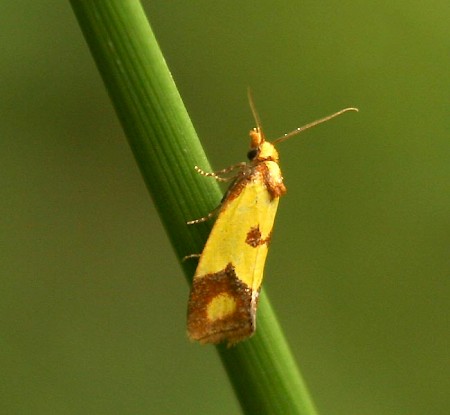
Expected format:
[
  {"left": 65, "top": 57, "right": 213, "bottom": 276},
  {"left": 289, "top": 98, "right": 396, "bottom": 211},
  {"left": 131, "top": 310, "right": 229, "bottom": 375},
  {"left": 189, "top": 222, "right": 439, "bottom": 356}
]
[{"left": 187, "top": 92, "right": 357, "bottom": 346}]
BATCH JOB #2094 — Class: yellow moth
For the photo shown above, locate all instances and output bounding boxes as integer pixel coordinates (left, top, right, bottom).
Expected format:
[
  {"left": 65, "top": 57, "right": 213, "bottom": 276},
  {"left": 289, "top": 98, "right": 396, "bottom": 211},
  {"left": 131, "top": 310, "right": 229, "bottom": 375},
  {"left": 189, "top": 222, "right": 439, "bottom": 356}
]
[{"left": 187, "top": 92, "right": 357, "bottom": 346}]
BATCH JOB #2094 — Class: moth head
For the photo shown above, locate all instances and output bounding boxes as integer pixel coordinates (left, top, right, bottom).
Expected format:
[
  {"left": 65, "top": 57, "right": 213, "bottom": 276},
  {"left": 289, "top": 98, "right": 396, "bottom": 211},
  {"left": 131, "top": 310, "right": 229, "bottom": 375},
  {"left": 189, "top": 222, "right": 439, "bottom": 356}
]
[{"left": 248, "top": 128, "right": 279, "bottom": 162}]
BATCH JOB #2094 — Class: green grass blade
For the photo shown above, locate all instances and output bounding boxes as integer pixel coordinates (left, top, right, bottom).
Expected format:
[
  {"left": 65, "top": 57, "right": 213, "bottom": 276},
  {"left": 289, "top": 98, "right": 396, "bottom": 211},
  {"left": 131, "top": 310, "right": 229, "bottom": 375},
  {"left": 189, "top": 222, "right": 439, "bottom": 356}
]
[{"left": 70, "top": 1, "right": 318, "bottom": 414}]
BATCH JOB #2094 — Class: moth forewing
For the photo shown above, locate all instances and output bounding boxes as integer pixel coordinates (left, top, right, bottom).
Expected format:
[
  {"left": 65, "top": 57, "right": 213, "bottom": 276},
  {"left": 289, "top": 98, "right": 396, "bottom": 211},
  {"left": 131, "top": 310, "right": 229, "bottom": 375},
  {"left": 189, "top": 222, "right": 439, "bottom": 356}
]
[{"left": 187, "top": 149, "right": 284, "bottom": 345}]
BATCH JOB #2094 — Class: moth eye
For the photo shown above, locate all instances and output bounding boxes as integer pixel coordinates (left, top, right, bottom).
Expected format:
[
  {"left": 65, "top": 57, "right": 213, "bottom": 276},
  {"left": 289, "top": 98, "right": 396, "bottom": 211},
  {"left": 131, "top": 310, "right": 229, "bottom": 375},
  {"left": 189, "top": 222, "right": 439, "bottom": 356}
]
[{"left": 247, "top": 149, "right": 258, "bottom": 160}]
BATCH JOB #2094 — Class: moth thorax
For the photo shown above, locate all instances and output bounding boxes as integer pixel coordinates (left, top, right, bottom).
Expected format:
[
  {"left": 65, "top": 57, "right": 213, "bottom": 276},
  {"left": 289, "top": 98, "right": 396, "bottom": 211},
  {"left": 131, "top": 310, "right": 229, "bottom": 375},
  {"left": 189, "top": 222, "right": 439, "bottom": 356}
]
[{"left": 257, "top": 141, "right": 279, "bottom": 162}]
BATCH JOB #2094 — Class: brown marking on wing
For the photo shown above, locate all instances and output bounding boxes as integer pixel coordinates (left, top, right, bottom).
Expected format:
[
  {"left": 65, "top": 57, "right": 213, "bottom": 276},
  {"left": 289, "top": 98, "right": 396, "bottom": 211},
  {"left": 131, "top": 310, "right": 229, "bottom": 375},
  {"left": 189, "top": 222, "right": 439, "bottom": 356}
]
[
  {"left": 223, "top": 168, "right": 253, "bottom": 204},
  {"left": 245, "top": 226, "right": 273, "bottom": 247},
  {"left": 260, "top": 163, "right": 287, "bottom": 199},
  {"left": 187, "top": 263, "right": 259, "bottom": 346}
]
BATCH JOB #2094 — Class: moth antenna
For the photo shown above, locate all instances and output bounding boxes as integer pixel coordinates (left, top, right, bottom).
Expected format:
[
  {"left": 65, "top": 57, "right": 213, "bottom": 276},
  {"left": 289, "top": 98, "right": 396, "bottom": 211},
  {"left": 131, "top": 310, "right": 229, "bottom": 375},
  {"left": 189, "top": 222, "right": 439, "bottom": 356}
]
[
  {"left": 273, "top": 107, "right": 359, "bottom": 144},
  {"left": 247, "top": 88, "right": 263, "bottom": 132}
]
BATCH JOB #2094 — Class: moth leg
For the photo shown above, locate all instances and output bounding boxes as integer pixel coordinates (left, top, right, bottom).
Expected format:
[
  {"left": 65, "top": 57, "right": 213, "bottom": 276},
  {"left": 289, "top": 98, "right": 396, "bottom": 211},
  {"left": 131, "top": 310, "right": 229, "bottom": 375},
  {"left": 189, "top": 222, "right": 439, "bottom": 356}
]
[
  {"left": 194, "top": 162, "right": 246, "bottom": 182},
  {"left": 186, "top": 203, "right": 222, "bottom": 225},
  {"left": 188, "top": 162, "right": 246, "bottom": 224},
  {"left": 182, "top": 253, "right": 201, "bottom": 262}
]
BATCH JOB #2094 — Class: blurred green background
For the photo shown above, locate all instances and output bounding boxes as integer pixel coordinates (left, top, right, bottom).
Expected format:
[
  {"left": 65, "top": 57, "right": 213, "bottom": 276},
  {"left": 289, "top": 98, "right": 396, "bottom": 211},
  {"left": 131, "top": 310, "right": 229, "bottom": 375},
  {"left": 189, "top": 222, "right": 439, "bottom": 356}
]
[{"left": 1, "top": 1, "right": 449, "bottom": 414}]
